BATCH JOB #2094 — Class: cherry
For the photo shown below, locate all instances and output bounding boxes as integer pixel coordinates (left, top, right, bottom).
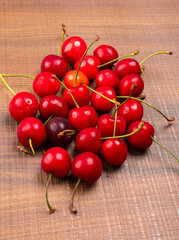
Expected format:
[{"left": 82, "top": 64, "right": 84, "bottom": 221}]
[
  {"left": 102, "top": 139, "right": 128, "bottom": 165},
  {"left": 64, "top": 70, "right": 89, "bottom": 88},
  {"left": 97, "top": 114, "right": 126, "bottom": 137},
  {"left": 75, "top": 128, "right": 102, "bottom": 153},
  {"left": 117, "top": 98, "right": 143, "bottom": 125},
  {"left": 62, "top": 85, "right": 90, "bottom": 109},
  {"left": 119, "top": 74, "right": 144, "bottom": 97},
  {"left": 93, "top": 44, "right": 118, "bottom": 69},
  {"left": 70, "top": 152, "right": 102, "bottom": 213},
  {"left": 33, "top": 72, "right": 60, "bottom": 97},
  {"left": 61, "top": 36, "right": 87, "bottom": 64},
  {"left": 39, "top": 95, "right": 69, "bottom": 120},
  {"left": 17, "top": 117, "right": 46, "bottom": 154},
  {"left": 68, "top": 105, "right": 98, "bottom": 132},
  {"left": 95, "top": 69, "right": 120, "bottom": 91},
  {"left": 41, "top": 147, "right": 71, "bottom": 213}
]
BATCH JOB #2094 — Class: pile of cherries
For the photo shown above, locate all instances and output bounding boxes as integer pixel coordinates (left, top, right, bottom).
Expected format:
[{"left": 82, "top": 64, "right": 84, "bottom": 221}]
[{"left": 1, "top": 24, "right": 178, "bottom": 214}]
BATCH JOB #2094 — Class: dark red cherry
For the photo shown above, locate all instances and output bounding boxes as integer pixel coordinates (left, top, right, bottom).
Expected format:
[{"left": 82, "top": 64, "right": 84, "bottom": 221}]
[
  {"left": 62, "top": 85, "right": 90, "bottom": 109},
  {"left": 9, "top": 92, "right": 38, "bottom": 122},
  {"left": 33, "top": 72, "right": 60, "bottom": 98},
  {"left": 74, "top": 55, "right": 100, "bottom": 80},
  {"left": 91, "top": 86, "right": 117, "bottom": 112},
  {"left": 95, "top": 69, "right": 120, "bottom": 91},
  {"left": 119, "top": 74, "right": 144, "bottom": 97},
  {"left": 102, "top": 139, "right": 128, "bottom": 165},
  {"left": 39, "top": 95, "right": 68, "bottom": 120},
  {"left": 126, "top": 121, "right": 154, "bottom": 149},
  {"left": 114, "top": 58, "right": 141, "bottom": 79},
  {"left": 93, "top": 45, "right": 118, "bottom": 69},
  {"left": 97, "top": 114, "right": 126, "bottom": 137},
  {"left": 46, "top": 117, "right": 75, "bottom": 148},
  {"left": 68, "top": 105, "right": 98, "bottom": 132},
  {"left": 61, "top": 36, "right": 87, "bottom": 64},
  {"left": 41, "top": 55, "right": 68, "bottom": 79},
  {"left": 17, "top": 117, "right": 46, "bottom": 148},
  {"left": 117, "top": 99, "right": 143, "bottom": 125},
  {"left": 75, "top": 128, "right": 102, "bottom": 153}
]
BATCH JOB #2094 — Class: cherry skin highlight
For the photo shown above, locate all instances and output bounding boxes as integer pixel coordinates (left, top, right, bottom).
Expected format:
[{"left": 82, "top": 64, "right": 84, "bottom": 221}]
[
  {"left": 61, "top": 36, "right": 87, "bottom": 64},
  {"left": 64, "top": 70, "right": 89, "bottom": 87},
  {"left": 102, "top": 139, "right": 128, "bottom": 165},
  {"left": 17, "top": 117, "right": 46, "bottom": 148},
  {"left": 41, "top": 55, "right": 68, "bottom": 79},
  {"left": 9, "top": 92, "right": 38, "bottom": 122}
]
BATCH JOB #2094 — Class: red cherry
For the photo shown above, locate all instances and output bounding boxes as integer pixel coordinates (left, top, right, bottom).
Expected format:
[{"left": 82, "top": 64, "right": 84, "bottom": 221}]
[
  {"left": 64, "top": 70, "right": 89, "bottom": 88},
  {"left": 41, "top": 147, "right": 71, "bottom": 178},
  {"left": 62, "top": 85, "right": 90, "bottom": 109},
  {"left": 95, "top": 69, "right": 120, "bottom": 91},
  {"left": 61, "top": 36, "right": 87, "bottom": 64},
  {"left": 75, "top": 128, "right": 102, "bottom": 153},
  {"left": 93, "top": 44, "right": 118, "bottom": 69},
  {"left": 91, "top": 86, "right": 117, "bottom": 112},
  {"left": 119, "top": 74, "right": 144, "bottom": 97},
  {"left": 68, "top": 105, "right": 98, "bottom": 132},
  {"left": 97, "top": 114, "right": 126, "bottom": 137},
  {"left": 9, "top": 92, "right": 38, "bottom": 122},
  {"left": 114, "top": 58, "right": 141, "bottom": 79},
  {"left": 39, "top": 95, "right": 68, "bottom": 120},
  {"left": 74, "top": 55, "right": 100, "bottom": 80},
  {"left": 41, "top": 55, "right": 68, "bottom": 79},
  {"left": 102, "top": 139, "right": 128, "bottom": 165},
  {"left": 126, "top": 121, "right": 154, "bottom": 149},
  {"left": 33, "top": 72, "right": 60, "bottom": 98},
  {"left": 117, "top": 99, "right": 143, "bottom": 125},
  {"left": 17, "top": 117, "right": 46, "bottom": 148}
]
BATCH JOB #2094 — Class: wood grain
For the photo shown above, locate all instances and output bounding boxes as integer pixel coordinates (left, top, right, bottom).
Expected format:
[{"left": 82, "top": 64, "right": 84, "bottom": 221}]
[{"left": 0, "top": 0, "right": 179, "bottom": 239}]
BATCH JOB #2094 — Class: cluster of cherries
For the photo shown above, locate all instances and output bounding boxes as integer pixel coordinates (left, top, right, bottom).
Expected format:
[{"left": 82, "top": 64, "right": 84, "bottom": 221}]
[{"left": 1, "top": 24, "right": 178, "bottom": 214}]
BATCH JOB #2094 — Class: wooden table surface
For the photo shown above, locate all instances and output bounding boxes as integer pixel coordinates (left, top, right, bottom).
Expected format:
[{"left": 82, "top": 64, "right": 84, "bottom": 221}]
[{"left": 0, "top": 0, "right": 179, "bottom": 239}]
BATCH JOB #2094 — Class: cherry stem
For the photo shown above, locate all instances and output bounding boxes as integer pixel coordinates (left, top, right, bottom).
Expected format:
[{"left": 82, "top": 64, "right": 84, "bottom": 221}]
[
  {"left": 17, "top": 146, "right": 34, "bottom": 156},
  {"left": 46, "top": 172, "right": 56, "bottom": 214},
  {"left": 117, "top": 96, "right": 175, "bottom": 122},
  {"left": 97, "top": 50, "right": 139, "bottom": 68},
  {"left": 58, "top": 129, "right": 76, "bottom": 138},
  {"left": 29, "top": 138, "right": 35, "bottom": 156},
  {"left": 41, "top": 147, "right": 46, "bottom": 154},
  {"left": 0, "top": 74, "right": 16, "bottom": 95},
  {"left": 2, "top": 74, "right": 35, "bottom": 79},
  {"left": 52, "top": 75, "right": 79, "bottom": 108},
  {"left": 140, "top": 66, "right": 145, "bottom": 77},
  {"left": 44, "top": 115, "right": 53, "bottom": 126},
  {"left": 139, "top": 51, "right": 173, "bottom": 66},
  {"left": 151, "top": 136, "right": 179, "bottom": 163},
  {"left": 74, "top": 36, "right": 100, "bottom": 87},
  {"left": 70, "top": 178, "right": 81, "bottom": 214},
  {"left": 113, "top": 103, "right": 118, "bottom": 137},
  {"left": 58, "top": 23, "right": 66, "bottom": 57},
  {"left": 101, "top": 121, "right": 144, "bottom": 140}
]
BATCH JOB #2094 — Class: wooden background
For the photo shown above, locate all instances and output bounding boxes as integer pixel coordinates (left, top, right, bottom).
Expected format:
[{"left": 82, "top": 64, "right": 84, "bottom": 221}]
[{"left": 0, "top": 0, "right": 179, "bottom": 239}]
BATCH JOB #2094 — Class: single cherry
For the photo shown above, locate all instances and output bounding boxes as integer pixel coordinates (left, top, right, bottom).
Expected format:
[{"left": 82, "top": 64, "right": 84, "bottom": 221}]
[{"left": 64, "top": 70, "right": 89, "bottom": 88}]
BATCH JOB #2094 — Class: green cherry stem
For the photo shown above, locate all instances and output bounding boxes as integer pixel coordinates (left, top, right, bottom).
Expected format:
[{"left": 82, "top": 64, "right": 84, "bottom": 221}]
[
  {"left": 97, "top": 50, "right": 139, "bottom": 68},
  {"left": 0, "top": 75, "right": 16, "bottom": 95},
  {"left": 139, "top": 51, "right": 173, "bottom": 66},
  {"left": 151, "top": 136, "right": 179, "bottom": 163},
  {"left": 44, "top": 115, "right": 53, "bottom": 126},
  {"left": 70, "top": 178, "right": 81, "bottom": 214},
  {"left": 29, "top": 138, "right": 35, "bottom": 156},
  {"left": 117, "top": 96, "right": 175, "bottom": 122},
  {"left": 74, "top": 36, "right": 100, "bottom": 87},
  {"left": 46, "top": 172, "right": 56, "bottom": 214},
  {"left": 2, "top": 74, "right": 34, "bottom": 79},
  {"left": 58, "top": 23, "right": 66, "bottom": 57},
  {"left": 41, "top": 147, "right": 46, "bottom": 155},
  {"left": 101, "top": 121, "right": 144, "bottom": 140},
  {"left": 52, "top": 75, "right": 79, "bottom": 108},
  {"left": 140, "top": 66, "right": 145, "bottom": 77},
  {"left": 113, "top": 103, "right": 118, "bottom": 137}
]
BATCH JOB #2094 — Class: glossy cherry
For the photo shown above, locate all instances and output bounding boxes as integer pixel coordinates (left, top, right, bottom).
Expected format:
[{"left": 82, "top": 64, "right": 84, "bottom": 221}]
[
  {"left": 102, "top": 139, "right": 128, "bottom": 165},
  {"left": 39, "top": 95, "right": 69, "bottom": 120},
  {"left": 95, "top": 69, "right": 120, "bottom": 91},
  {"left": 97, "top": 113, "right": 126, "bottom": 137},
  {"left": 68, "top": 105, "right": 98, "bottom": 132},
  {"left": 61, "top": 36, "right": 87, "bottom": 64},
  {"left": 117, "top": 99, "right": 143, "bottom": 125},
  {"left": 75, "top": 128, "right": 102, "bottom": 153},
  {"left": 93, "top": 44, "right": 118, "bottom": 69},
  {"left": 33, "top": 72, "right": 60, "bottom": 98},
  {"left": 64, "top": 70, "right": 89, "bottom": 88},
  {"left": 119, "top": 74, "right": 144, "bottom": 97}
]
